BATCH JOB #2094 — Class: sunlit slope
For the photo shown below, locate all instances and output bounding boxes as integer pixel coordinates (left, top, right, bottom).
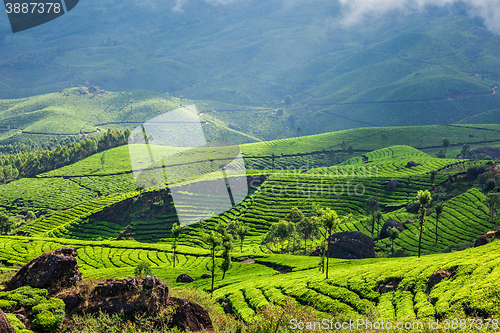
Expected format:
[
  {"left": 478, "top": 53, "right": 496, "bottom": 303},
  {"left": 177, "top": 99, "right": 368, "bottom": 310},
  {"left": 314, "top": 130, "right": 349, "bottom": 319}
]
[
  {"left": 0, "top": 88, "right": 269, "bottom": 145},
  {"left": 1, "top": 2, "right": 500, "bottom": 135},
  {"left": 0, "top": 235, "right": 499, "bottom": 320}
]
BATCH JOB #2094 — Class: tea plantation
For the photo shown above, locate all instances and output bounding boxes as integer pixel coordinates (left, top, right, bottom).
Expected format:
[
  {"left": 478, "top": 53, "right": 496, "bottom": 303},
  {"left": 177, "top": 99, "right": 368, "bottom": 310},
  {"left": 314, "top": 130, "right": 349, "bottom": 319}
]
[{"left": 0, "top": 127, "right": 500, "bottom": 329}]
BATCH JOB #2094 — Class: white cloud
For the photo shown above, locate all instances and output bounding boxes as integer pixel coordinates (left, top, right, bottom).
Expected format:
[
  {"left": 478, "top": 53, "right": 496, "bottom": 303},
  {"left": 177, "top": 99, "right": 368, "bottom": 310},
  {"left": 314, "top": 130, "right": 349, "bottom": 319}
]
[{"left": 338, "top": 0, "right": 500, "bottom": 34}]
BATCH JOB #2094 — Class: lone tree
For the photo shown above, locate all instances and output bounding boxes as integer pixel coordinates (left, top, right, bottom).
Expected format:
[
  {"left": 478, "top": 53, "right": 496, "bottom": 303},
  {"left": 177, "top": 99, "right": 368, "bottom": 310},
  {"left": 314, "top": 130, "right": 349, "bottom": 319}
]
[
  {"left": 220, "top": 233, "right": 232, "bottom": 280},
  {"left": 202, "top": 231, "right": 222, "bottom": 294},
  {"left": 134, "top": 261, "right": 153, "bottom": 278},
  {"left": 487, "top": 193, "right": 500, "bottom": 227},
  {"left": 284, "top": 95, "right": 293, "bottom": 106},
  {"left": 235, "top": 223, "right": 248, "bottom": 253},
  {"left": 101, "top": 152, "right": 106, "bottom": 170},
  {"left": 374, "top": 210, "right": 383, "bottom": 238},
  {"left": 442, "top": 138, "right": 451, "bottom": 156},
  {"left": 461, "top": 144, "right": 470, "bottom": 159},
  {"left": 434, "top": 203, "right": 444, "bottom": 244},
  {"left": 271, "top": 152, "right": 276, "bottom": 172},
  {"left": 171, "top": 223, "right": 184, "bottom": 268},
  {"left": 0, "top": 213, "right": 13, "bottom": 235},
  {"left": 365, "top": 197, "right": 380, "bottom": 236},
  {"left": 216, "top": 222, "right": 233, "bottom": 280},
  {"left": 417, "top": 190, "right": 432, "bottom": 258},
  {"left": 387, "top": 227, "right": 399, "bottom": 257},
  {"left": 319, "top": 208, "right": 352, "bottom": 279}
]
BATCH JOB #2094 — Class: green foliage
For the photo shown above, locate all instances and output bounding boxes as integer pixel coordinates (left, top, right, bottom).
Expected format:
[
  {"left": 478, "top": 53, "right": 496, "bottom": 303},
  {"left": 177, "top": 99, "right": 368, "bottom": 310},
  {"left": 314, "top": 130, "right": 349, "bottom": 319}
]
[
  {"left": 4, "top": 313, "right": 33, "bottom": 333},
  {"left": 134, "top": 261, "right": 153, "bottom": 277}
]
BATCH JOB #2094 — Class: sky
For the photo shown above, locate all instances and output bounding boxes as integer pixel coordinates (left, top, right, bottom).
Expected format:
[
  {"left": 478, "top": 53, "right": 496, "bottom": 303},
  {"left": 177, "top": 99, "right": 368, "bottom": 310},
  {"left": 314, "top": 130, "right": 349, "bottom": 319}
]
[{"left": 338, "top": 0, "right": 500, "bottom": 33}]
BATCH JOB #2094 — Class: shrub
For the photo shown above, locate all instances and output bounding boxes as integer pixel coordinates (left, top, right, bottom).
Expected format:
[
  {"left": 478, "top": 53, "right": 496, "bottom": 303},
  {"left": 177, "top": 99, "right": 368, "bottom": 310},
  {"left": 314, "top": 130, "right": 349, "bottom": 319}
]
[
  {"left": 0, "top": 299, "right": 16, "bottom": 310},
  {"left": 33, "top": 310, "right": 60, "bottom": 331},
  {"left": 5, "top": 312, "right": 34, "bottom": 333},
  {"left": 134, "top": 261, "right": 153, "bottom": 277},
  {"left": 441, "top": 242, "right": 473, "bottom": 253},
  {"left": 32, "top": 298, "right": 65, "bottom": 332},
  {"left": 393, "top": 249, "right": 412, "bottom": 257}
]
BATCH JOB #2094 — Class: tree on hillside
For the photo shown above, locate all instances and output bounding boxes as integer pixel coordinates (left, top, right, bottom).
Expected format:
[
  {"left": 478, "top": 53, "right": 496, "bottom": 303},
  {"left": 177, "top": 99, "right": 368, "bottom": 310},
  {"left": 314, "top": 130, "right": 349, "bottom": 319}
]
[
  {"left": 0, "top": 213, "right": 13, "bottom": 236},
  {"left": 235, "top": 222, "right": 248, "bottom": 253},
  {"left": 374, "top": 210, "right": 383, "bottom": 238},
  {"left": 461, "top": 144, "right": 470, "bottom": 159},
  {"left": 297, "top": 127, "right": 302, "bottom": 137},
  {"left": 365, "top": 197, "right": 380, "bottom": 236},
  {"left": 286, "top": 207, "right": 304, "bottom": 224},
  {"left": 134, "top": 261, "right": 152, "bottom": 278},
  {"left": 348, "top": 146, "right": 354, "bottom": 155},
  {"left": 387, "top": 227, "right": 399, "bottom": 257},
  {"left": 319, "top": 208, "right": 352, "bottom": 279},
  {"left": 216, "top": 222, "right": 233, "bottom": 279},
  {"left": 171, "top": 223, "right": 184, "bottom": 268},
  {"left": 101, "top": 152, "right": 106, "bottom": 170},
  {"left": 436, "top": 150, "right": 446, "bottom": 159},
  {"left": 417, "top": 190, "right": 432, "bottom": 258},
  {"left": 284, "top": 95, "right": 293, "bottom": 106},
  {"left": 271, "top": 153, "right": 276, "bottom": 172},
  {"left": 487, "top": 193, "right": 500, "bottom": 227},
  {"left": 434, "top": 202, "right": 444, "bottom": 244},
  {"left": 261, "top": 221, "right": 295, "bottom": 254},
  {"left": 430, "top": 170, "right": 437, "bottom": 189},
  {"left": 202, "top": 231, "right": 222, "bottom": 294},
  {"left": 25, "top": 211, "right": 36, "bottom": 222},
  {"left": 296, "top": 217, "right": 319, "bottom": 255},
  {"left": 442, "top": 138, "right": 451, "bottom": 156}
]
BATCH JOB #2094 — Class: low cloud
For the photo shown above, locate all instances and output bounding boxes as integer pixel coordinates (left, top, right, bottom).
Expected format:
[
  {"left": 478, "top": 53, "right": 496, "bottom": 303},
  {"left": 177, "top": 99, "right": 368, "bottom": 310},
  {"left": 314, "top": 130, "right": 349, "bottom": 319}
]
[{"left": 338, "top": 0, "right": 500, "bottom": 34}]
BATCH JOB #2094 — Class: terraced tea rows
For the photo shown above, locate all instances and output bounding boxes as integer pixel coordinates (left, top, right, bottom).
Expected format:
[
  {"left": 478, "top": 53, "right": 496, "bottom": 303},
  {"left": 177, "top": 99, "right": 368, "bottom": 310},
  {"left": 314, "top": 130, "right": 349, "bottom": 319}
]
[
  {"left": 214, "top": 240, "right": 500, "bottom": 322},
  {"left": 375, "top": 188, "right": 491, "bottom": 255}
]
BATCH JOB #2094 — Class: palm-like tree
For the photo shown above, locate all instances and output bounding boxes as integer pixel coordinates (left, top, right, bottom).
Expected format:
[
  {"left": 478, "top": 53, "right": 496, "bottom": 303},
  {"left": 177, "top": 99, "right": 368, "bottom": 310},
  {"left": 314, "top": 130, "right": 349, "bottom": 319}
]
[
  {"left": 320, "top": 208, "right": 339, "bottom": 279},
  {"left": 171, "top": 223, "right": 183, "bottom": 268},
  {"left": 417, "top": 190, "right": 432, "bottom": 258},
  {"left": 387, "top": 227, "right": 399, "bottom": 257},
  {"left": 202, "top": 231, "right": 222, "bottom": 294},
  {"left": 434, "top": 203, "right": 444, "bottom": 244},
  {"left": 235, "top": 223, "right": 248, "bottom": 253}
]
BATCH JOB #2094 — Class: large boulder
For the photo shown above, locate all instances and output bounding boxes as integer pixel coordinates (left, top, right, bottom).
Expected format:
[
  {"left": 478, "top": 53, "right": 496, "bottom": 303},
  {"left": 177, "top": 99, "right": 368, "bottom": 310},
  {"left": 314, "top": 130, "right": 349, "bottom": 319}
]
[
  {"left": 68, "top": 276, "right": 169, "bottom": 317},
  {"left": 0, "top": 309, "right": 16, "bottom": 333},
  {"left": 168, "top": 297, "right": 213, "bottom": 332},
  {"left": 474, "top": 230, "right": 500, "bottom": 247},
  {"left": 427, "top": 269, "right": 451, "bottom": 291},
  {"left": 386, "top": 179, "right": 398, "bottom": 189},
  {"left": 310, "top": 231, "right": 375, "bottom": 259},
  {"left": 379, "top": 219, "right": 405, "bottom": 240},
  {"left": 406, "top": 161, "right": 419, "bottom": 168},
  {"left": 6, "top": 247, "right": 82, "bottom": 293},
  {"left": 176, "top": 274, "right": 195, "bottom": 283}
]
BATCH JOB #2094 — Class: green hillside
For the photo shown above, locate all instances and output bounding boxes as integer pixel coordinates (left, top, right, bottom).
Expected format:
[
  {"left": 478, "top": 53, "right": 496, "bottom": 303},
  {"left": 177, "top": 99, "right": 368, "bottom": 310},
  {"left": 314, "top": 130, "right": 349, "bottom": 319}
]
[
  {"left": 2, "top": 1, "right": 500, "bottom": 137},
  {"left": 0, "top": 234, "right": 498, "bottom": 322}
]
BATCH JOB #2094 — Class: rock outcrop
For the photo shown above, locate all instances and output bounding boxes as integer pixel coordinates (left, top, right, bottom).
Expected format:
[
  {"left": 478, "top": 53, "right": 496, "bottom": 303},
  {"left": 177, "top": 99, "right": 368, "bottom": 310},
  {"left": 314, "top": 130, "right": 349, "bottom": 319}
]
[
  {"left": 406, "top": 161, "right": 419, "bottom": 168},
  {"left": 310, "top": 231, "right": 375, "bottom": 259},
  {"left": 427, "top": 269, "right": 452, "bottom": 291},
  {"left": 6, "top": 247, "right": 82, "bottom": 293},
  {"left": 176, "top": 274, "right": 195, "bottom": 283},
  {"left": 386, "top": 179, "right": 398, "bottom": 189},
  {"left": 168, "top": 297, "right": 214, "bottom": 332},
  {"left": 474, "top": 230, "right": 500, "bottom": 247},
  {"left": 379, "top": 219, "right": 405, "bottom": 240},
  {"left": 0, "top": 309, "right": 16, "bottom": 333},
  {"left": 67, "top": 276, "right": 169, "bottom": 317}
]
